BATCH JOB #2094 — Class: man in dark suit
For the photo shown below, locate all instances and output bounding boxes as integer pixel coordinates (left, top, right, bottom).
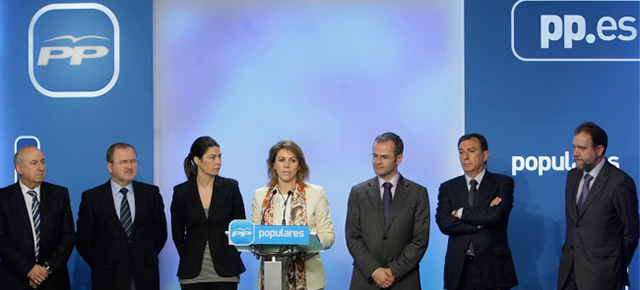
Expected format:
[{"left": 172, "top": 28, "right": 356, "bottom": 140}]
[
  {"left": 346, "top": 132, "right": 430, "bottom": 290},
  {"left": 76, "top": 142, "right": 167, "bottom": 290},
  {"left": 558, "top": 122, "right": 639, "bottom": 290},
  {"left": 0, "top": 146, "right": 75, "bottom": 290},
  {"left": 435, "top": 133, "right": 517, "bottom": 290}
]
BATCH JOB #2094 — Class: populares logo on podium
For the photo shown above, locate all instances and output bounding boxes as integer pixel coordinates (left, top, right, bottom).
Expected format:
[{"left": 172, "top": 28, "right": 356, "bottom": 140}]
[
  {"left": 228, "top": 220, "right": 310, "bottom": 246},
  {"left": 29, "top": 3, "right": 120, "bottom": 97}
]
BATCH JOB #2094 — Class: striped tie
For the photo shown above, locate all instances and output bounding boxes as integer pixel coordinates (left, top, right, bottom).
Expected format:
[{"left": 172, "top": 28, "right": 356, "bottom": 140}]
[
  {"left": 119, "top": 188, "right": 132, "bottom": 237},
  {"left": 27, "top": 190, "right": 40, "bottom": 262}
]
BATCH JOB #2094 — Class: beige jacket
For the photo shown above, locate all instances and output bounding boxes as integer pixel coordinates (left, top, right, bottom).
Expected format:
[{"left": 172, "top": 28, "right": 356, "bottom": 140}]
[{"left": 251, "top": 183, "right": 335, "bottom": 290}]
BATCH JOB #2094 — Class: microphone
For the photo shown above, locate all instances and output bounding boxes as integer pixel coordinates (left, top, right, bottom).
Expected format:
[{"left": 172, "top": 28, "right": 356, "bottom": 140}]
[
  {"left": 261, "top": 189, "right": 278, "bottom": 225},
  {"left": 281, "top": 191, "right": 293, "bottom": 225}
]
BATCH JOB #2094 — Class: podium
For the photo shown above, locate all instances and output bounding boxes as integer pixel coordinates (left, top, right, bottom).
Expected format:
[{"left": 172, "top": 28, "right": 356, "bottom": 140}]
[{"left": 227, "top": 220, "right": 324, "bottom": 290}]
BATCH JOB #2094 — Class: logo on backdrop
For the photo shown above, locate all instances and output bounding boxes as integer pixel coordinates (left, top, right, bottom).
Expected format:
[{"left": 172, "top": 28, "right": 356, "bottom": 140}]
[
  {"left": 28, "top": 3, "right": 120, "bottom": 98},
  {"left": 511, "top": 0, "right": 639, "bottom": 61},
  {"left": 511, "top": 152, "right": 620, "bottom": 176}
]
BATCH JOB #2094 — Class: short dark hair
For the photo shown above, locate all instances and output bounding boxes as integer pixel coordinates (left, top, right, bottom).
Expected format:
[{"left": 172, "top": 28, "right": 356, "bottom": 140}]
[
  {"left": 106, "top": 142, "right": 136, "bottom": 162},
  {"left": 267, "top": 140, "right": 309, "bottom": 189},
  {"left": 575, "top": 122, "right": 608, "bottom": 154},
  {"left": 184, "top": 136, "right": 221, "bottom": 179},
  {"left": 374, "top": 132, "right": 404, "bottom": 156},
  {"left": 458, "top": 133, "right": 488, "bottom": 151}
]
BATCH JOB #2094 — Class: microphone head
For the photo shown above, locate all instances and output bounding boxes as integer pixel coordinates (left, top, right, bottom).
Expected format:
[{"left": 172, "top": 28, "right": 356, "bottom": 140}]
[
  {"left": 287, "top": 190, "right": 293, "bottom": 196},
  {"left": 272, "top": 189, "right": 278, "bottom": 195}
]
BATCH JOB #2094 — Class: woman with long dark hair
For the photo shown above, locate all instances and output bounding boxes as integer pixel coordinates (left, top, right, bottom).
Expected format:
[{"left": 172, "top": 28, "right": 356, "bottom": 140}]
[{"left": 171, "top": 136, "right": 246, "bottom": 290}]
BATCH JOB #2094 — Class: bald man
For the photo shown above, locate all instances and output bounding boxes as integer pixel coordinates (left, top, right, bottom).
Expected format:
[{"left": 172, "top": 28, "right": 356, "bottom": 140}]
[{"left": 0, "top": 146, "right": 75, "bottom": 290}]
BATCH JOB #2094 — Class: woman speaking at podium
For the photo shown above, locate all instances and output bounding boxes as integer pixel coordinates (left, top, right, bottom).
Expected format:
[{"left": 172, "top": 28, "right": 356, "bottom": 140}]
[
  {"left": 171, "top": 136, "right": 246, "bottom": 290},
  {"left": 251, "top": 140, "right": 335, "bottom": 290}
]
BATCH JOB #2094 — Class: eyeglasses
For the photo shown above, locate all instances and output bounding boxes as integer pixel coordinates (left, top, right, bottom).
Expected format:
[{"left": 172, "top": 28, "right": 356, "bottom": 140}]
[
  {"left": 111, "top": 159, "right": 138, "bottom": 166},
  {"left": 370, "top": 153, "right": 394, "bottom": 161}
]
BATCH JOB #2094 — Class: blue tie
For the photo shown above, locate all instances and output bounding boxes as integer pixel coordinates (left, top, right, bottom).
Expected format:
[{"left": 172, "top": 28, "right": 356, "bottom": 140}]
[
  {"left": 382, "top": 182, "right": 393, "bottom": 223},
  {"left": 27, "top": 190, "right": 40, "bottom": 261},
  {"left": 577, "top": 174, "right": 593, "bottom": 212},
  {"left": 119, "top": 188, "right": 132, "bottom": 237}
]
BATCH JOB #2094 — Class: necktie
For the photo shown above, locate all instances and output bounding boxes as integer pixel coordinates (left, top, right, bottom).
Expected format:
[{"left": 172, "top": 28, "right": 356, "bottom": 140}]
[
  {"left": 577, "top": 174, "right": 593, "bottom": 212},
  {"left": 468, "top": 179, "right": 478, "bottom": 206},
  {"left": 467, "top": 180, "right": 478, "bottom": 256},
  {"left": 382, "top": 182, "right": 393, "bottom": 223},
  {"left": 27, "top": 190, "right": 40, "bottom": 262},
  {"left": 119, "top": 188, "right": 132, "bottom": 237}
]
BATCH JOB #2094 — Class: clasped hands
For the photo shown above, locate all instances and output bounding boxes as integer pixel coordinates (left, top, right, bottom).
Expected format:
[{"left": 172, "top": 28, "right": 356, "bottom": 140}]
[
  {"left": 372, "top": 267, "right": 395, "bottom": 289},
  {"left": 28, "top": 264, "right": 48, "bottom": 289}
]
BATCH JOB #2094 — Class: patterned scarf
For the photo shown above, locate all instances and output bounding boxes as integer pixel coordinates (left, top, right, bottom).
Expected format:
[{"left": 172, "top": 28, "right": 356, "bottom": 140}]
[{"left": 260, "top": 183, "right": 308, "bottom": 290}]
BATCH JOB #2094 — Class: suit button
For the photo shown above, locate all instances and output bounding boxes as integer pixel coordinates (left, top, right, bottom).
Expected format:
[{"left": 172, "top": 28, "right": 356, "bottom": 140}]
[
  {"left": 383, "top": 236, "right": 387, "bottom": 240},
  {"left": 570, "top": 245, "right": 574, "bottom": 249},
  {"left": 128, "top": 240, "right": 132, "bottom": 243}
]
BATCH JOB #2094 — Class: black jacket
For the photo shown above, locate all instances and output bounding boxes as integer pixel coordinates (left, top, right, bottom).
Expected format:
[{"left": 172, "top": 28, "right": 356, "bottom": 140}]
[{"left": 171, "top": 175, "right": 246, "bottom": 278}]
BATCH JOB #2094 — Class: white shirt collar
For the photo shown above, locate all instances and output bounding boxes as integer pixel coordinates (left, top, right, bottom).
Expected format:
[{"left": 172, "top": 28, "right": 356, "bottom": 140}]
[
  {"left": 465, "top": 168, "right": 486, "bottom": 188},
  {"left": 19, "top": 179, "right": 41, "bottom": 197},
  {"left": 378, "top": 172, "right": 400, "bottom": 190}
]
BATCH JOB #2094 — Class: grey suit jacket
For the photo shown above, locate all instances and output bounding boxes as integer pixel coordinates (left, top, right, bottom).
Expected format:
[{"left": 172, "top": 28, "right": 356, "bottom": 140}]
[
  {"left": 558, "top": 160, "right": 639, "bottom": 290},
  {"left": 346, "top": 175, "right": 430, "bottom": 290}
]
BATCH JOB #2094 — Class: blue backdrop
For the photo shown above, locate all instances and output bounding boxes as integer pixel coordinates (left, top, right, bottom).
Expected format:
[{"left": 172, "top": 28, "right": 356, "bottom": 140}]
[
  {"left": 466, "top": 0, "right": 639, "bottom": 288},
  {"left": 154, "top": 1, "right": 464, "bottom": 289},
  {"left": 0, "top": 1, "right": 154, "bottom": 289}
]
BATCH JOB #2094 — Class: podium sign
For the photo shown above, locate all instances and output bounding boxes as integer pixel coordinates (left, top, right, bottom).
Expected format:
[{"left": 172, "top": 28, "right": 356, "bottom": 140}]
[
  {"left": 227, "top": 220, "right": 322, "bottom": 290},
  {"left": 228, "top": 219, "right": 310, "bottom": 246},
  {"left": 254, "top": 225, "right": 309, "bottom": 245}
]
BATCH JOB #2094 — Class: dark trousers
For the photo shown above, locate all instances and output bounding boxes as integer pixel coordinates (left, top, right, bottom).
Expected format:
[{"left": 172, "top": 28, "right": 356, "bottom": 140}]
[
  {"left": 180, "top": 282, "right": 238, "bottom": 290},
  {"left": 452, "top": 256, "right": 510, "bottom": 290},
  {"left": 561, "top": 262, "right": 578, "bottom": 290}
]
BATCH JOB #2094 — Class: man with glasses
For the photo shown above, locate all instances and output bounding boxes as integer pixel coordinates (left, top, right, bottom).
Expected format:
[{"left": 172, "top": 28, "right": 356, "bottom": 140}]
[
  {"left": 76, "top": 142, "right": 167, "bottom": 290},
  {"left": 346, "top": 132, "right": 430, "bottom": 289}
]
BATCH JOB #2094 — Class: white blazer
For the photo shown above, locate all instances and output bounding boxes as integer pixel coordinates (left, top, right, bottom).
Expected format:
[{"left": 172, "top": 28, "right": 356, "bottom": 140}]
[{"left": 251, "top": 183, "right": 335, "bottom": 289}]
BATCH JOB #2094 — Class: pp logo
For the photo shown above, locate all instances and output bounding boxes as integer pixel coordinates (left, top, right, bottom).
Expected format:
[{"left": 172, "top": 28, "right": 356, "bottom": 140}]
[
  {"left": 28, "top": 3, "right": 120, "bottom": 98},
  {"left": 228, "top": 220, "right": 255, "bottom": 246},
  {"left": 512, "top": 0, "right": 639, "bottom": 61}
]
